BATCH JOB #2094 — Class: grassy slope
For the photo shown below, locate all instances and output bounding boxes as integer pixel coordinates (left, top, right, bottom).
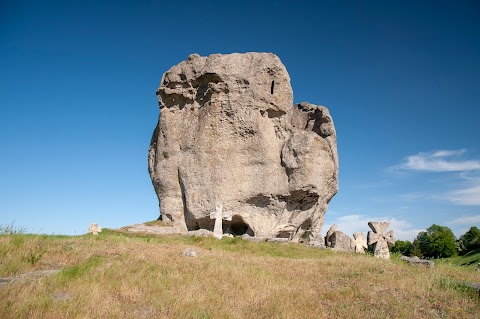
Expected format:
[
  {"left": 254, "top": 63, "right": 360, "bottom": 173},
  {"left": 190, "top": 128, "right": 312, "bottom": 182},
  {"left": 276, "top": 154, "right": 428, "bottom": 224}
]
[
  {"left": 440, "top": 248, "right": 480, "bottom": 269},
  {"left": 0, "top": 230, "right": 479, "bottom": 319}
]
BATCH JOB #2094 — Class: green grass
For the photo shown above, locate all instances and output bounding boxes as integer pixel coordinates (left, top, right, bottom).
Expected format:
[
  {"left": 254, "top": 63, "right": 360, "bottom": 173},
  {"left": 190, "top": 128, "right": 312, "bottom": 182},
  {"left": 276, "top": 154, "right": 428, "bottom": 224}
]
[
  {"left": 440, "top": 248, "right": 480, "bottom": 269},
  {"left": 59, "top": 256, "right": 103, "bottom": 281},
  {"left": 142, "top": 219, "right": 173, "bottom": 227},
  {"left": 107, "top": 228, "right": 336, "bottom": 259}
]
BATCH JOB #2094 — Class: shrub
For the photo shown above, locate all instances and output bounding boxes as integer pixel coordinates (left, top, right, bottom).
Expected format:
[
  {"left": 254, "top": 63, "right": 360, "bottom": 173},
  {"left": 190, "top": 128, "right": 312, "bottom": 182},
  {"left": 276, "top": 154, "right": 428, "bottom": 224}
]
[
  {"left": 411, "top": 239, "right": 423, "bottom": 258},
  {"left": 390, "top": 240, "right": 413, "bottom": 256},
  {"left": 456, "top": 226, "right": 480, "bottom": 255},
  {"left": 415, "top": 224, "right": 457, "bottom": 259}
]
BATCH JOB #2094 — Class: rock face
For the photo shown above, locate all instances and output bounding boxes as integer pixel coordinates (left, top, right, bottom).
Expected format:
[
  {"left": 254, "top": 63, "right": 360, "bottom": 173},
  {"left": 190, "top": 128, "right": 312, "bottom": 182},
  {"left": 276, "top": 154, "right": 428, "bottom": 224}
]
[{"left": 148, "top": 52, "right": 338, "bottom": 243}]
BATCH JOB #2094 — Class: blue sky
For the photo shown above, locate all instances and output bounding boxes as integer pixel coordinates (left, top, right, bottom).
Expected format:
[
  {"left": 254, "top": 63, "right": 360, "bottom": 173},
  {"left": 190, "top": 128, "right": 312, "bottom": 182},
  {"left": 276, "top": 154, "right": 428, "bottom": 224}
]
[{"left": 1, "top": 0, "right": 479, "bottom": 240}]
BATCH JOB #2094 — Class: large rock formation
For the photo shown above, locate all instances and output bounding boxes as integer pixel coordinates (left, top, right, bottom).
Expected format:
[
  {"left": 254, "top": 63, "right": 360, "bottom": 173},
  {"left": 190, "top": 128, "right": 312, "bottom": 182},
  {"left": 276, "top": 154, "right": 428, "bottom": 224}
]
[{"left": 148, "top": 52, "right": 338, "bottom": 243}]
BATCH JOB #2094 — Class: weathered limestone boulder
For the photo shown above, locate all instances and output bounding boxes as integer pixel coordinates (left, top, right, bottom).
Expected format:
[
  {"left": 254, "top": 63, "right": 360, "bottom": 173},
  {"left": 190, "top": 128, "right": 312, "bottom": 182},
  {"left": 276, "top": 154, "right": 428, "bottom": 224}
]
[
  {"left": 148, "top": 52, "right": 338, "bottom": 243},
  {"left": 329, "top": 231, "right": 354, "bottom": 251},
  {"left": 324, "top": 224, "right": 337, "bottom": 247},
  {"left": 400, "top": 256, "right": 434, "bottom": 268},
  {"left": 181, "top": 248, "right": 198, "bottom": 257}
]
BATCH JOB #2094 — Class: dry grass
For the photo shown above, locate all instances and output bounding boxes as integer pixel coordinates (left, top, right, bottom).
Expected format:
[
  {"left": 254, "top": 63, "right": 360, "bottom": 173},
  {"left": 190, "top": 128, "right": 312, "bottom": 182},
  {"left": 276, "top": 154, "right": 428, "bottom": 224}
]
[
  {"left": 1, "top": 230, "right": 479, "bottom": 318},
  {"left": 142, "top": 220, "right": 173, "bottom": 227}
]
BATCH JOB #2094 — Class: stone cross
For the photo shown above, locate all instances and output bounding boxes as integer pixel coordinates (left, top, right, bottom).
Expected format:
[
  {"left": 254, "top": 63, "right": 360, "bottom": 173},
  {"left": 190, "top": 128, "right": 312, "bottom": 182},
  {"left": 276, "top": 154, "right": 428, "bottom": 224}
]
[
  {"left": 88, "top": 223, "right": 102, "bottom": 236},
  {"left": 367, "top": 221, "right": 395, "bottom": 259},
  {"left": 209, "top": 205, "right": 232, "bottom": 240},
  {"left": 353, "top": 232, "right": 368, "bottom": 254}
]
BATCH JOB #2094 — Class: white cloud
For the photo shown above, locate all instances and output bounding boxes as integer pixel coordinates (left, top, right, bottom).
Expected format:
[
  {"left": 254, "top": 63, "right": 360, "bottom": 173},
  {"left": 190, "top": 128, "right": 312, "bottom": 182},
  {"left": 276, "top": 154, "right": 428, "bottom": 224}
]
[
  {"left": 431, "top": 149, "right": 466, "bottom": 157},
  {"left": 390, "top": 150, "right": 480, "bottom": 206},
  {"left": 324, "top": 214, "right": 423, "bottom": 241},
  {"left": 443, "top": 172, "right": 480, "bottom": 206},
  {"left": 394, "top": 149, "right": 480, "bottom": 172},
  {"left": 447, "top": 185, "right": 480, "bottom": 205},
  {"left": 450, "top": 214, "right": 480, "bottom": 225}
]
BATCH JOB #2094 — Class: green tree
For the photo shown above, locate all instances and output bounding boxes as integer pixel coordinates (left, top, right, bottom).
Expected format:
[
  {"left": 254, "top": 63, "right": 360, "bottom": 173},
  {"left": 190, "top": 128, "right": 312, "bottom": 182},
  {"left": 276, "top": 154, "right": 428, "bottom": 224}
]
[
  {"left": 414, "top": 224, "right": 457, "bottom": 259},
  {"left": 411, "top": 239, "right": 423, "bottom": 257},
  {"left": 390, "top": 240, "right": 413, "bottom": 256},
  {"left": 456, "top": 226, "right": 480, "bottom": 255}
]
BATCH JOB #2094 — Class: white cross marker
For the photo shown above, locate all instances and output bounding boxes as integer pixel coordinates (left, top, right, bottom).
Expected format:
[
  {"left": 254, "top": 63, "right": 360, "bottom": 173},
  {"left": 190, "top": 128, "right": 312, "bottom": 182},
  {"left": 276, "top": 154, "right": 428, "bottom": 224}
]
[
  {"left": 209, "top": 205, "right": 232, "bottom": 239},
  {"left": 88, "top": 223, "right": 102, "bottom": 236}
]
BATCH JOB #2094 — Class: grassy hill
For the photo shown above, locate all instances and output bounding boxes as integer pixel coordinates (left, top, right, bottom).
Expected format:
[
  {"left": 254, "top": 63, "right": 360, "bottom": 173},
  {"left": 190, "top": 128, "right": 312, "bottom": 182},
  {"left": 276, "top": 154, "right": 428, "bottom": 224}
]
[
  {"left": 440, "top": 248, "right": 480, "bottom": 269},
  {"left": 1, "top": 229, "right": 479, "bottom": 318}
]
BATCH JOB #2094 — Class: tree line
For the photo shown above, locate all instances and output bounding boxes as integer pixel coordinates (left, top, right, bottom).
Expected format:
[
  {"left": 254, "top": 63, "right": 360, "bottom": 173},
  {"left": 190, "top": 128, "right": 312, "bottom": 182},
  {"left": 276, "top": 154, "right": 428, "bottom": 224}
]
[{"left": 391, "top": 225, "right": 480, "bottom": 259}]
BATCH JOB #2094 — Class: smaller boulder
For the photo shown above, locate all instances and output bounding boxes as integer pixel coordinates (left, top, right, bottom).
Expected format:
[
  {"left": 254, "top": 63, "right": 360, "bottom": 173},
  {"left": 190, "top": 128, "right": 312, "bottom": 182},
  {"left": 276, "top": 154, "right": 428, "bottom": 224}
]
[
  {"left": 325, "top": 224, "right": 337, "bottom": 247},
  {"left": 400, "top": 256, "right": 434, "bottom": 268},
  {"left": 181, "top": 248, "right": 198, "bottom": 257},
  {"left": 330, "top": 231, "right": 354, "bottom": 251}
]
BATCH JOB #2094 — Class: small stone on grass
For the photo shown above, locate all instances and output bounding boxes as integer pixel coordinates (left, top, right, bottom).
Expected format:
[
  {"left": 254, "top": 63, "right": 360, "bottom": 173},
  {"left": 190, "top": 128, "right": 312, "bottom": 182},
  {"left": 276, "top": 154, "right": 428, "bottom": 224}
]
[{"left": 181, "top": 248, "right": 198, "bottom": 257}]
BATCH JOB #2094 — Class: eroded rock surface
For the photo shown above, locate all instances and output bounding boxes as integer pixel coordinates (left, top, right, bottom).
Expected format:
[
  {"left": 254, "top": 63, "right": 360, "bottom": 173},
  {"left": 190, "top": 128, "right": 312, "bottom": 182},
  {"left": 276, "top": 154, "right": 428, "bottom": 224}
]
[
  {"left": 325, "top": 224, "right": 337, "bottom": 247},
  {"left": 148, "top": 52, "right": 338, "bottom": 242},
  {"left": 330, "top": 231, "right": 354, "bottom": 251}
]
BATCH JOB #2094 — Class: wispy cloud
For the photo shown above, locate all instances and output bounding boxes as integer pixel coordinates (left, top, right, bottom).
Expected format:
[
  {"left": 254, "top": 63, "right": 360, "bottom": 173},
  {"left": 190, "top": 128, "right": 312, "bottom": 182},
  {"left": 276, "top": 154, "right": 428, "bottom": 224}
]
[
  {"left": 446, "top": 185, "right": 480, "bottom": 205},
  {"left": 324, "top": 214, "right": 423, "bottom": 241},
  {"left": 450, "top": 214, "right": 480, "bottom": 225},
  {"left": 393, "top": 149, "right": 480, "bottom": 172},
  {"left": 391, "top": 149, "right": 480, "bottom": 206},
  {"left": 431, "top": 149, "right": 466, "bottom": 158}
]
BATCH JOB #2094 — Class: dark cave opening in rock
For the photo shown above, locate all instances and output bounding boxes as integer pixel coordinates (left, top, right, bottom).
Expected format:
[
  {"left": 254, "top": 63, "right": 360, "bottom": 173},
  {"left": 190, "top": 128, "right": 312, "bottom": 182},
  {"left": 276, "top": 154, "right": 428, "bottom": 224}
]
[
  {"left": 231, "top": 221, "right": 248, "bottom": 235},
  {"left": 297, "top": 218, "right": 312, "bottom": 244},
  {"left": 224, "top": 215, "right": 254, "bottom": 236}
]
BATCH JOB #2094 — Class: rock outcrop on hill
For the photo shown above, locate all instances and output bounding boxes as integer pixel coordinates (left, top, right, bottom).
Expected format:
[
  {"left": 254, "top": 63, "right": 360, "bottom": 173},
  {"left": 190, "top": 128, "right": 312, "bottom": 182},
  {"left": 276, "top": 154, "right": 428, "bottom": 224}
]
[{"left": 148, "top": 52, "right": 338, "bottom": 242}]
